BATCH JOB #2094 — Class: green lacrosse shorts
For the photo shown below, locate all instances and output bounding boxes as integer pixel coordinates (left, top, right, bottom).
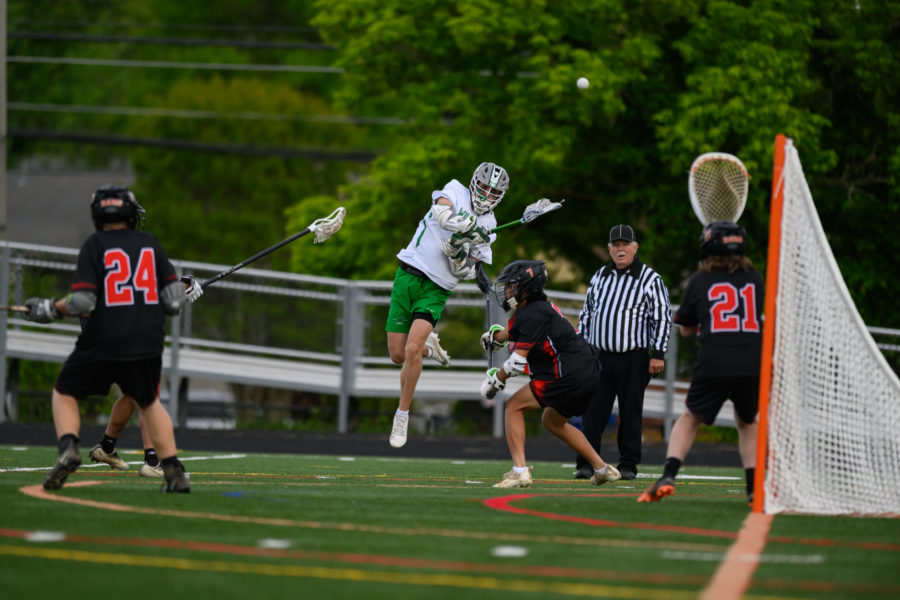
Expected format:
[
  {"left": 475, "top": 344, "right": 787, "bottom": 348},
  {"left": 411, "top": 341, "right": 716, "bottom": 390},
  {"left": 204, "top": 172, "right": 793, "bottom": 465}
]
[{"left": 385, "top": 267, "right": 453, "bottom": 333}]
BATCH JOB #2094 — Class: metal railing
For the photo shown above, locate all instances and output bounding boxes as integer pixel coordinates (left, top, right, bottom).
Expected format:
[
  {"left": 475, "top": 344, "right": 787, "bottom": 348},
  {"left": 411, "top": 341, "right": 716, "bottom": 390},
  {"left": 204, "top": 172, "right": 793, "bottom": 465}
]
[{"left": 3, "top": 241, "right": 898, "bottom": 438}]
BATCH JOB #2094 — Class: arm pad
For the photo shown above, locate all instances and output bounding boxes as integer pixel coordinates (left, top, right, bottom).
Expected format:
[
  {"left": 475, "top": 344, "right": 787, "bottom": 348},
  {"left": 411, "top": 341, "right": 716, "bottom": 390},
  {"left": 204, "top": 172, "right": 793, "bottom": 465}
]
[
  {"left": 160, "top": 280, "right": 186, "bottom": 315},
  {"left": 502, "top": 352, "right": 528, "bottom": 377},
  {"left": 433, "top": 203, "right": 476, "bottom": 233},
  {"left": 63, "top": 291, "right": 97, "bottom": 316}
]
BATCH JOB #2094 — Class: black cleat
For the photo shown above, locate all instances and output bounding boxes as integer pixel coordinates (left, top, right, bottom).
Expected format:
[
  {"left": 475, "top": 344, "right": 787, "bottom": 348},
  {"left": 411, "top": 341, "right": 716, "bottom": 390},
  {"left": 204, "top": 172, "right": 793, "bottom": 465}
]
[
  {"left": 573, "top": 466, "right": 593, "bottom": 480},
  {"left": 618, "top": 465, "right": 638, "bottom": 480},
  {"left": 161, "top": 462, "right": 191, "bottom": 493},
  {"left": 43, "top": 445, "right": 82, "bottom": 490}
]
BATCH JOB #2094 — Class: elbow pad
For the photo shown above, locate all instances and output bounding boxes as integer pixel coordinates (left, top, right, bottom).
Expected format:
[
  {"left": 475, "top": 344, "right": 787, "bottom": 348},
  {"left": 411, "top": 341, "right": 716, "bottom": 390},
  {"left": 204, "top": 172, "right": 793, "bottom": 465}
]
[
  {"left": 160, "top": 280, "right": 186, "bottom": 315},
  {"left": 432, "top": 203, "right": 476, "bottom": 233},
  {"left": 502, "top": 352, "right": 529, "bottom": 377},
  {"left": 64, "top": 291, "right": 97, "bottom": 316}
]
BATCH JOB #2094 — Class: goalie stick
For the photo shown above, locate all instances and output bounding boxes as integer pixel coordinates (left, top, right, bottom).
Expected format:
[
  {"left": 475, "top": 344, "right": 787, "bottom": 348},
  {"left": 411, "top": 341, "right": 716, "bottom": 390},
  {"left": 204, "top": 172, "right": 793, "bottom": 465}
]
[
  {"left": 688, "top": 152, "right": 749, "bottom": 225},
  {"left": 201, "top": 206, "right": 346, "bottom": 289}
]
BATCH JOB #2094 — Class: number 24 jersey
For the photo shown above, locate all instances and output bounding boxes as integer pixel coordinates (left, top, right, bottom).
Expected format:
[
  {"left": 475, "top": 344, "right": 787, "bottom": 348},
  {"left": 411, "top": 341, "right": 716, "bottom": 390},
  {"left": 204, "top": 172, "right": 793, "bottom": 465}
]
[{"left": 70, "top": 228, "right": 179, "bottom": 360}]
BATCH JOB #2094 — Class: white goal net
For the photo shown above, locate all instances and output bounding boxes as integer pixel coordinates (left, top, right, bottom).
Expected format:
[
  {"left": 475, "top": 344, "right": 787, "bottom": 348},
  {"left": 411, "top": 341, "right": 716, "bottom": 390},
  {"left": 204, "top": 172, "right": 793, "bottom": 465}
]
[{"left": 763, "top": 138, "right": 900, "bottom": 516}]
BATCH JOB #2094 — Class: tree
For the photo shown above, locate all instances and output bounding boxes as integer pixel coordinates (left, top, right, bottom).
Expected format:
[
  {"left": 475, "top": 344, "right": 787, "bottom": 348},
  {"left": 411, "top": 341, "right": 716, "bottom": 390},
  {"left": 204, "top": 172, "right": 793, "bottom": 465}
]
[{"left": 294, "top": 0, "right": 900, "bottom": 327}]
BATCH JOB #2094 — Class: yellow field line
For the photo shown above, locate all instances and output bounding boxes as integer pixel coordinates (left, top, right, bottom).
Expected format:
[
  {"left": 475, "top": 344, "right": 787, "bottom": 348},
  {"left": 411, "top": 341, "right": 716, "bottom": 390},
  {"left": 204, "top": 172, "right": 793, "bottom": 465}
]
[{"left": 0, "top": 544, "right": 701, "bottom": 599}]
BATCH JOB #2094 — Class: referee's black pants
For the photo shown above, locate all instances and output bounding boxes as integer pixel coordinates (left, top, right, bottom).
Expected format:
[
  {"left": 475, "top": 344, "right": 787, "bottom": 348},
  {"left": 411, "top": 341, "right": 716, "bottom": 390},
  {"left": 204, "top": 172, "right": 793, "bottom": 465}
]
[{"left": 576, "top": 349, "right": 651, "bottom": 471}]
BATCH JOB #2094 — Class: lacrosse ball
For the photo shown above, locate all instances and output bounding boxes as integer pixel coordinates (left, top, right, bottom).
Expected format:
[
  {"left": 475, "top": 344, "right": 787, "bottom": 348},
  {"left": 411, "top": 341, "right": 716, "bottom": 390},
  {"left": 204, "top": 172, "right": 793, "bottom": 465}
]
[{"left": 577, "top": 77, "right": 589, "bottom": 90}]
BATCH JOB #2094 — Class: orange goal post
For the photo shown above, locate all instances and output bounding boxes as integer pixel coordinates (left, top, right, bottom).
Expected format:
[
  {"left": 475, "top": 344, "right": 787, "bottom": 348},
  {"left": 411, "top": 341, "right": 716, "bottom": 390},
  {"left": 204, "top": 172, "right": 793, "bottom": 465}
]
[{"left": 753, "top": 134, "right": 900, "bottom": 516}]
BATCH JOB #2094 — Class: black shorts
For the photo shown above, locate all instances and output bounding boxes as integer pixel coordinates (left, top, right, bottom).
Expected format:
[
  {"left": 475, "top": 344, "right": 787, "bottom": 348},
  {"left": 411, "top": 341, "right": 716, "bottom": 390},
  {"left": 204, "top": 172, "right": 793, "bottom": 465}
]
[
  {"left": 55, "top": 354, "right": 162, "bottom": 408},
  {"left": 530, "top": 363, "right": 600, "bottom": 419},
  {"left": 685, "top": 376, "right": 759, "bottom": 425}
]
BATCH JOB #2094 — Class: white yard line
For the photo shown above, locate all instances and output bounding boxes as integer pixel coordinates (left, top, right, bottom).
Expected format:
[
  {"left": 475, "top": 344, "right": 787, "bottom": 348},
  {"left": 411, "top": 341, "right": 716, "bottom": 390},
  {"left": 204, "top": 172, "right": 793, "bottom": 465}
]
[{"left": 0, "top": 453, "right": 246, "bottom": 473}]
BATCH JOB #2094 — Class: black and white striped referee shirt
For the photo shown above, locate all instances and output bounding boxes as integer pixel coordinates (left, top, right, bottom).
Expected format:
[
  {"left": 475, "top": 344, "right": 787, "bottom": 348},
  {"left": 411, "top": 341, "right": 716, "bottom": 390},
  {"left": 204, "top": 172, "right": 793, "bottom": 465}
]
[{"left": 577, "top": 258, "right": 672, "bottom": 358}]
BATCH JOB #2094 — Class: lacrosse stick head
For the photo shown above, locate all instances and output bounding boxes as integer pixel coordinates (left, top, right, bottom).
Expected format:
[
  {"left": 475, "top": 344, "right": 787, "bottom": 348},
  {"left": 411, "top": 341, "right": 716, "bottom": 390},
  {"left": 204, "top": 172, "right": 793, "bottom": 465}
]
[
  {"left": 688, "top": 153, "right": 749, "bottom": 225},
  {"left": 521, "top": 198, "right": 565, "bottom": 223},
  {"left": 309, "top": 207, "right": 346, "bottom": 244}
]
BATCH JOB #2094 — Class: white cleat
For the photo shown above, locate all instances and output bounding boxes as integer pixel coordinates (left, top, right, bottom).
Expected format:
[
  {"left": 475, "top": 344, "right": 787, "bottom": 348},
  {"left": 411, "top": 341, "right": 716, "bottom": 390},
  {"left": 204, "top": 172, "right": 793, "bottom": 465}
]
[
  {"left": 389, "top": 412, "right": 409, "bottom": 448},
  {"left": 139, "top": 463, "right": 164, "bottom": 478},
  {"left": 89, "top": 444, "right": 129, "bottom": 471},
  {"left": 591, "top": 464, "right": 621, "bottom": 486},
  {"left": 425, "top": 332, "right": 451, "bottom": 367},
  {"left": 493, "top": 466, "right": 533, "bottom": 488}
]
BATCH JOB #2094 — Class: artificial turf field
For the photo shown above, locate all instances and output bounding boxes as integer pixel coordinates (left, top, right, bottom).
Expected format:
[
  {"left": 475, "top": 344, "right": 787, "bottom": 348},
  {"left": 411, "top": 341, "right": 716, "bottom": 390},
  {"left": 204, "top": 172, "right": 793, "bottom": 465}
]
[{"left": 1, "top": 445, "right": 898, "bottom": 599}]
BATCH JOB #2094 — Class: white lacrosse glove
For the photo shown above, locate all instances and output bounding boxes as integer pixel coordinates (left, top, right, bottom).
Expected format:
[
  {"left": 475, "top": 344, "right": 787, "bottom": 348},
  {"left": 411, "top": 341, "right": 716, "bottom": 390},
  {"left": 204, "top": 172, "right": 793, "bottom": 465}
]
[
  {"left": 23, "top": 297, "right": 61, "bottom": 323},
  {"left": 480, "top": 324, "right": 508, "bottom": 351},
  {"left": 440, "top": 235, "right": 470, "bottom": 260},
  {"left": 181, "top": 276, "right": 203, "bottom": 303},
  {"left": 480, "top": 368, "right": 506, "bottom": 401},
  {"left": 449, "top": 256, "right": 477, "bottom": 280},
  {"left": 459, "top": 225, "right": 491, "bottom": 246}
]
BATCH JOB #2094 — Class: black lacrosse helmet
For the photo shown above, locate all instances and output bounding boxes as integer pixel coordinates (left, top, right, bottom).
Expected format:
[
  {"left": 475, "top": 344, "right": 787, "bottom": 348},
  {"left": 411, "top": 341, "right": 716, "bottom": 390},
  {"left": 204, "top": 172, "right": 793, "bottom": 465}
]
[
  {"left": 699, "top": 220, "right": 747, "bottom": 258},
  {"left": 493, "top": 260, "right": 548, "bottom": 311},
  {"left": 90, "top": 185, "right": 145, "bottom": 231}
]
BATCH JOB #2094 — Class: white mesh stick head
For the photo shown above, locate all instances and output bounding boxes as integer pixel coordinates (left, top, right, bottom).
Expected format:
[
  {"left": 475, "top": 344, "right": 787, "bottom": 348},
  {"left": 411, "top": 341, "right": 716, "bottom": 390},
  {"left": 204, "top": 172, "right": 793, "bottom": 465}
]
[
  {"left": 521, "top": 198, "right": 565, "bottom": 223},
  {"left": 309, "top": 206, "right": 346, "bottom": 244},
  {"left": 688, "top": 153, "right": 749, "bottom": 225}
]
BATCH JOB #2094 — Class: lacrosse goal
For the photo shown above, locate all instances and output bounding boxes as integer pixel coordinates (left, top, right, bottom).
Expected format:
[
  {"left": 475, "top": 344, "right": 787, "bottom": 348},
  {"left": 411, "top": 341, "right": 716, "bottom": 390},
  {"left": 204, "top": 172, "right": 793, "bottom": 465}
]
[{"left": 754, "top": 134, "right": 900, "bottom": 516}]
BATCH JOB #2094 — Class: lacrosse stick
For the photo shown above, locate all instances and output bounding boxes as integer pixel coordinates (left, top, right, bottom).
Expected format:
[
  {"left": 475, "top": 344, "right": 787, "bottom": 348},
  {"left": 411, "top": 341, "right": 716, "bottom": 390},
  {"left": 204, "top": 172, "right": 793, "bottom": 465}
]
[
  {"left": 688, "top": 153, "right": 749, "bottom": 225},
  {"left": 201, "top": 206, "right": 346, "bottom": 289},
  {"left": 491, "top": 198, "right": 565, "bottom": 233},
  {"left": 0, "top": 304, "right": 28, "bottom": 313},
  {"left": 475, "top": 262, "right": 494, "bottom": 367}
]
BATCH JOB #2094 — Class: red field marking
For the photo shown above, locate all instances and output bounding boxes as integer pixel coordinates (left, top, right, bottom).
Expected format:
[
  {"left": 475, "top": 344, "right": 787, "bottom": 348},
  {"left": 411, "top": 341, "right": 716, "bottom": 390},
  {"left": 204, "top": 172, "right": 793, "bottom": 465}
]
[
  {"left": 0, "top": 527, "right": 709, "bottom": 586},
  {"left": 17, "top": 482, "right": 721, "bottom": 552},
  {"left": 483, "top": 493, "right": 900, "bottom": 551}
]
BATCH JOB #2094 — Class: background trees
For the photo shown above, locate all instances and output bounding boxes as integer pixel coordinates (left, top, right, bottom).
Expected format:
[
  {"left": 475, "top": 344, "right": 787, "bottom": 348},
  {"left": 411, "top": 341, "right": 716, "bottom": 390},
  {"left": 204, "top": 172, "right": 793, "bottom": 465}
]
[{"left": 7, "top": 0, "right": 899, "bottom": 327}]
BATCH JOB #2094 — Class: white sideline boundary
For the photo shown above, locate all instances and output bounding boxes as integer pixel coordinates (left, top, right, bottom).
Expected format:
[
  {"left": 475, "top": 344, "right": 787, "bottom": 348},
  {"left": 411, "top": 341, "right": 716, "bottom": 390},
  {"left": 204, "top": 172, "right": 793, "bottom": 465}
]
[{"left": 0, "top": 453, "right": 246, "bottom": 473}]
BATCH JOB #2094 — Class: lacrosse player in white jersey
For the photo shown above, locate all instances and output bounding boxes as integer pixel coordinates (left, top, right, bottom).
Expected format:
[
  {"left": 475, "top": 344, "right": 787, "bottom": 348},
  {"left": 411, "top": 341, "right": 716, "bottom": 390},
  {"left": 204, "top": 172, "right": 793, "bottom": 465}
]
[{"left": 386, "top": 162, "right": 508, "bottom": 448}]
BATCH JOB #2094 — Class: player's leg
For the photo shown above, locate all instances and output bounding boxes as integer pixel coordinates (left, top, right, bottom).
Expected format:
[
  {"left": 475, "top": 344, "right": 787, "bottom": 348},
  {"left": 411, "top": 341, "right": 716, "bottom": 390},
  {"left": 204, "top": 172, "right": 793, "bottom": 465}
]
[
  {"left": 541, "top": 407, "right": 620, "bottom": 485},
  {"left": 124, "top": 357, "right": 190, "bottom": 492},
  {"left": 89, "top": 392, "right": 134, "bottom": 471},
  {"left": 639, "top": 378, "right": 720, "bottom": 503},
  {"left": 138, "top": 411, "right": 163, "bottom": 478},
  {"left": 44, "top": 388, "right": 83, "bottom": 490},
  {"left": 388, "top": 318, "right": 433, "bottom": 447},
  {"left": 732, "top": 377, "right": 760, "bottom": 503},
  {"left": 493, "top": 385, "right": 540, "bottom": 488}
]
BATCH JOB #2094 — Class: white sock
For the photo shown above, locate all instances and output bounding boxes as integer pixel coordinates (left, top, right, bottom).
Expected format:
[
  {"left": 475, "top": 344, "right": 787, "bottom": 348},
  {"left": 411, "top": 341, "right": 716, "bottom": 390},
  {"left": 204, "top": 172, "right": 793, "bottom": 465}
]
[
  {"left": 512, "top": 466, "right": 528, "bottom": 474},
  {"left": 595, "top": 466, "right": 608, "bottom": 476},
  {"left": 396, "top": 409, "right": 409, "bottom": 417}
]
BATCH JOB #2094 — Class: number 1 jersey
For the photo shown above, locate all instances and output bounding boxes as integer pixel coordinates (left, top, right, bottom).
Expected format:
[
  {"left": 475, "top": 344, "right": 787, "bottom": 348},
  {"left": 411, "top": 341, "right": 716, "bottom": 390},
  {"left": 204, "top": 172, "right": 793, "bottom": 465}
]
[{"left": 70, "top": 228, "right": 179, "bottom": 360}]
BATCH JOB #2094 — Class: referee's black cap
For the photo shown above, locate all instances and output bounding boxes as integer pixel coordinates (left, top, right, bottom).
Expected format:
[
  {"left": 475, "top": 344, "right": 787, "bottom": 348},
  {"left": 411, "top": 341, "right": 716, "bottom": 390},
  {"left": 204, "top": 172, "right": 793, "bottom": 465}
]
[{"left": 609, "top": 224, "right": 636, "bottom": 243}]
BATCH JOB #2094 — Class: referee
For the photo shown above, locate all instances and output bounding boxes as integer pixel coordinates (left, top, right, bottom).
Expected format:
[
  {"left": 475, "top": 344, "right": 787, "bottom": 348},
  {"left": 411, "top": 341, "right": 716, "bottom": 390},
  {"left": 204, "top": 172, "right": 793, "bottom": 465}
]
[{"left": 574, "top": 224, "right": 672, "bottom": 480}]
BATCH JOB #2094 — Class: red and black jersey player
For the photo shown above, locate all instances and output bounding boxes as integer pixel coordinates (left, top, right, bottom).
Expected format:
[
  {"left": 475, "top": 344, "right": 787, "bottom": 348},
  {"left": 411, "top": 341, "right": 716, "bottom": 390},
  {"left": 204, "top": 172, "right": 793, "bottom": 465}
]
[
  {"left": 23, "top": 185, "right": 193, "bottom": 493},
  {"left": 479, "top": 260, "right": 622, "bottom": 488},
  {"left": 639, "top": 221, "right": 764, "bottom": 505}
]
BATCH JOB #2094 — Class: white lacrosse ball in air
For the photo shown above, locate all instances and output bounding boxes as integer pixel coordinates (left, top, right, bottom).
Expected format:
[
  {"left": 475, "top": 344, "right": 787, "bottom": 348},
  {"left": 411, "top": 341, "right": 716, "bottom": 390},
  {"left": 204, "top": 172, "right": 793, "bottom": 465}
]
[{"left": 577, "top": 77, "right": 590, "bottom": 90}]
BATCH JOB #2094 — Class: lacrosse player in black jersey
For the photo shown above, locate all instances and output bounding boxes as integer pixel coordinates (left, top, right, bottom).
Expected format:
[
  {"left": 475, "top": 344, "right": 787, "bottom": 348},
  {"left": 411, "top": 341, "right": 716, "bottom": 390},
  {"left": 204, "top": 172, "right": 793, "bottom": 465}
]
[
  {"left": 639, "top": 222, "right": 764, "bottom": 504},
  {"left": 24, "top": 186, "right": 199, "bottom": 493},
  {"left": 479, "top": 260, "right": 621, "bottom": 488}
]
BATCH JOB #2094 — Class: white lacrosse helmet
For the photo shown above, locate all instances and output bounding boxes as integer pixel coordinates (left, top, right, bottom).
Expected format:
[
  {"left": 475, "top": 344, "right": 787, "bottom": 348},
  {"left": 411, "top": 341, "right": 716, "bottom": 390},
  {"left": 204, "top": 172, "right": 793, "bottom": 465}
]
[{"left": 469, "top": 162, "right": 509, "bottom": 215}]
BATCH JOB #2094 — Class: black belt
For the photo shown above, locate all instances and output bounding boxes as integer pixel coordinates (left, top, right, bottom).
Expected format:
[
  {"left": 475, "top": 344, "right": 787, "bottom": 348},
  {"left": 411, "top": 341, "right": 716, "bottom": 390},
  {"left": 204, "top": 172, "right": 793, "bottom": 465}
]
[{"left": 400, "top": 262, "right": 427, "bottom": 279}]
